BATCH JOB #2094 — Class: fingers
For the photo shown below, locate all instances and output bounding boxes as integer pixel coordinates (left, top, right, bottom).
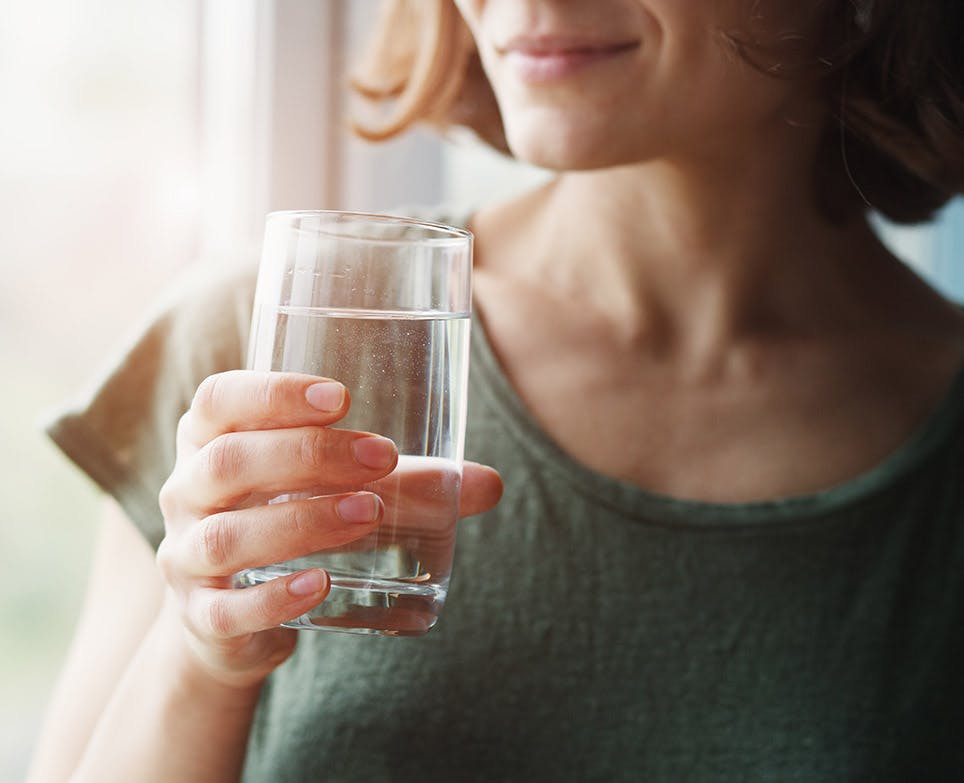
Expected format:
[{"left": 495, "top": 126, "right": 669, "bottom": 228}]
[
  {"left": 460, "top": 462, "right": 504, "bottom": 518},
  {"left": 168, "top": 492, "right": 383, "bottom": 578},
  {"left": 163, "top": 426, "right": 398, "bottom": 513},
  {"left": 157, "top": 366, "right": 504, "bottom": 673},
  {"left": 180, "top": 370, "right": 351, "bottom": 449},
  {"left": 188, "top": 569, "right": 331, "bottom": 639}
]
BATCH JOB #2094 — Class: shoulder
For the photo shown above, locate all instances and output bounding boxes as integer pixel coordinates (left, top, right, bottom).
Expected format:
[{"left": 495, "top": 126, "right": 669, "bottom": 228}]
[
  {"left": 386, "top": 203, "right": 474, "bottom": 230},
  {"left": 44, "top": 254, "right": 260, "bottom": 547},
  {"left": 81, "top": 253, "right": 260, "bottom": 413},
  {"left": 154, "top": 258, "right": 259, "bottom": 379},
  {"left": 151, "top": 251, "right": 260, "bottom": 340},
  {"left": 56, "top": 254, "right": 259, "bottom": 416}
]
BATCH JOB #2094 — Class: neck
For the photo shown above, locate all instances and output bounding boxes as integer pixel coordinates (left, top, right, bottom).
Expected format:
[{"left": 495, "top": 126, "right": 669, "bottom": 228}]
[{"left": 474, "top": 126, "right": 890, "bottom": 357}]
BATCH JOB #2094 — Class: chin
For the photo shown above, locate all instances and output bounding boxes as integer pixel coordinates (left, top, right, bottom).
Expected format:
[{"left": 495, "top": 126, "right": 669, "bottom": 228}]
[{"left": 504, "top": 114, "right": 638, "bottom": 171}]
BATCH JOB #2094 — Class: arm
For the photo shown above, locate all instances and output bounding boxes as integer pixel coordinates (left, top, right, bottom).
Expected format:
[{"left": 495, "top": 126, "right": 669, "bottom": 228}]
[
  {"left": 26, "top": 501, "right": 163, "bottom": 782},
  {"left": 28, "top": 371, "right": 503, "bottom": 782},
  {"left": 71, "top": 596, "right": 264, "bottom": 783},
  {"left": 25, "top": 502, "right": 261, "bottom": 783},
  {"left": 28, "top": 373, "right": 368, "bottom": 782}
]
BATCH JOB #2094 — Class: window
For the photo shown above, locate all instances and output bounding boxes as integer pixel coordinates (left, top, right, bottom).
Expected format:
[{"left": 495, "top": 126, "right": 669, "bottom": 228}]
[
  {"left": 0, "top": 1, "right": 197, "bottom": 776},
  {"left": 878, "top": 201, "right": 964, "bottom": 302},
  {"left": 4, "top": 2, "right": 960, "bottom": 776}
]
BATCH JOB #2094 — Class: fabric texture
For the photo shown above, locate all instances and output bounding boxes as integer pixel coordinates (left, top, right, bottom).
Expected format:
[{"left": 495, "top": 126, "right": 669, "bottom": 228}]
[{"left": 46, "top": 207, "right": 964, "bottom": 782}]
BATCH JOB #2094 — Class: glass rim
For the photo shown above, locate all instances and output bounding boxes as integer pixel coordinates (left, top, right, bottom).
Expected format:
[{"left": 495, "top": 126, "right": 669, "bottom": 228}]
[{"left": 265, "top": 209, "right": 473, "bottom": 247}]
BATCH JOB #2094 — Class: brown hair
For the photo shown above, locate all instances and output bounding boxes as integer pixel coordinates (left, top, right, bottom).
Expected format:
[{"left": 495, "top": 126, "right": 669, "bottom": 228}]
[
  {"left": 351, "top": 0, "right": 964, "bottom": 224},
  {"left": 350, "top": 0, "right": 503, "bottom": 153}
]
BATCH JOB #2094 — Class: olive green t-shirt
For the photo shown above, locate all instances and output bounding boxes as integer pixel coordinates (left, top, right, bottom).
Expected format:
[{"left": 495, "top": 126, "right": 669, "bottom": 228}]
[{"left": 47, "top": 210, "right": 964, "bottom": 782}]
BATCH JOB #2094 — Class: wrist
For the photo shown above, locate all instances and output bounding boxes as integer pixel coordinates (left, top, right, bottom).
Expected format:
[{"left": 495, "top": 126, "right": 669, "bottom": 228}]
[
  {"left": 69, "top": 593, "right": 267, "bottom": 782},
  {"left": 155, "top": 596, "right": 268, "bottom": 707}
]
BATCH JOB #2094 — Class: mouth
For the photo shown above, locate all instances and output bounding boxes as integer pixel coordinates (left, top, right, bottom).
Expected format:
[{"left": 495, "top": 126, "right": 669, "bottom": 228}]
[{"left": 497, "top": 35, "right": 640, "bottom": 83}]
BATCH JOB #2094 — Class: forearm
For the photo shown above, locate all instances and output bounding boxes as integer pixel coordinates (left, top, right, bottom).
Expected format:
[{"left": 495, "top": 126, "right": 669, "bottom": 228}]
[{"left": 71, "top": 602, "right": 263, "bottom": 783}]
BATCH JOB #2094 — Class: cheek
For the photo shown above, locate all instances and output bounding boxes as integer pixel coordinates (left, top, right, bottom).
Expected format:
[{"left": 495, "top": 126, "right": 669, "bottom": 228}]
[{"left": 468, "top": 0, "right": 800, "bottom": 169}]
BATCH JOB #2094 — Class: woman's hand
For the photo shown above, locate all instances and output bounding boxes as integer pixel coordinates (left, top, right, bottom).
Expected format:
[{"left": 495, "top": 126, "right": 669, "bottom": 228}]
[{"left": 155, "top": 370, "right": 502, "bottom": 691}]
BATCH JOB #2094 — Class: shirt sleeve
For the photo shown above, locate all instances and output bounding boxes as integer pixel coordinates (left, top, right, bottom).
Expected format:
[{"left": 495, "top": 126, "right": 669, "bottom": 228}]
[{"left": 44, "top": 262, "right": 257, "bottom": 550}]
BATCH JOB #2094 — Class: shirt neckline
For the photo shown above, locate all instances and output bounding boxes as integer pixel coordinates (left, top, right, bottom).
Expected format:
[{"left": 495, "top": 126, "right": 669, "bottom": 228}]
[{"left": 468, "top": 302, "right": 964, "bottom": 529}]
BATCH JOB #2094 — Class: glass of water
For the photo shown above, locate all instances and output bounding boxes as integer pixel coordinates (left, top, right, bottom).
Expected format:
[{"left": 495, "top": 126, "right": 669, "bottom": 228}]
[{"left": 235, "top": 210, "right": 473, "bottom": 636}]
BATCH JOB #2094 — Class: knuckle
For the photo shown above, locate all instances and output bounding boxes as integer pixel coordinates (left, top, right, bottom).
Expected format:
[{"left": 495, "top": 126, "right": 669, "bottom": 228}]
[
  {"left": 158, "top": 477, "right": 176, "bottom": 517},
  {"left": 299, "top": 428, "right": 329, "bottom": 472},
  {"left": 204, "top": 593, "right": 236, "bottom": 639},
  {"left": 201, "top": 433, "right": 245, "bottom": 485},
  {"left": 192, "top": 373, "right": 229, "bottom": 417},
  {"left": 255, "top": 372, "right": 288, "bottom": 413},
  {"left": 158, "top": 471, "right": 187, "bottom": 518},
  {"left": 283, "top": 500, "right": 317, "bottom": 541},
  {"left": 155, "top": 536, "right": 175, "bottom": 579},
  {"left": 196, "top": 515, "right": 236, "bottom": 572},
  {"left": 175, "top": 410, "right": 193, "bottom": 447},
  {"left": 252, "top": 583, "right": 285, "bottom": 628}
]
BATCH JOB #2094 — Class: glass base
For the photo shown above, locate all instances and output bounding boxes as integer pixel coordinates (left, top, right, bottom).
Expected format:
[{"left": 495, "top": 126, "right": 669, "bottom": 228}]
[{"left": 235, "top": 566, "right": 446, "bottom": 637}]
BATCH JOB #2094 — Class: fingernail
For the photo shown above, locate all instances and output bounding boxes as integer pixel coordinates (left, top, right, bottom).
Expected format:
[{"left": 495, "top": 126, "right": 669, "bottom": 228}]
[
  {"left": 351, "top": 436, "right": 397, "bottom": 470},
  {"left": 305, "top": 382, "right": 345, "bottom": 412},
  {"left": 288, "top": 569, "right": 329, "bottom": 597},
  {"left": 336, "top": 493, "right": 381, "bottom": 524}
]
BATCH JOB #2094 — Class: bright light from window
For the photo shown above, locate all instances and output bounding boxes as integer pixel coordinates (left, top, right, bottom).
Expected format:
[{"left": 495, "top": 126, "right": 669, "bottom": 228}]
[{"left": 0, "top": 2, "right": 197, "bottom": 778}]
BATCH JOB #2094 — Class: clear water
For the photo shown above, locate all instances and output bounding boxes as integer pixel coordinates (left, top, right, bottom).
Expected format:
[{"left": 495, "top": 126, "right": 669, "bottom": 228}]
[{"left": 236, "top": 306, "right": 470, "bottom": 636}]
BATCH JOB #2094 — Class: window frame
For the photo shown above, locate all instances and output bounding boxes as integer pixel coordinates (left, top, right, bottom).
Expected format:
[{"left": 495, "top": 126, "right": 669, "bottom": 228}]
[{"left": 198, "top": 0, "right": 445, "bottom": 261}]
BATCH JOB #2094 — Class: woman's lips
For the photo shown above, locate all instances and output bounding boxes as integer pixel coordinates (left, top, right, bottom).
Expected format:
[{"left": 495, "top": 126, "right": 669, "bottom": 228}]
[{"left": 499, "top": 37, "right": 640, "bottom": 84}]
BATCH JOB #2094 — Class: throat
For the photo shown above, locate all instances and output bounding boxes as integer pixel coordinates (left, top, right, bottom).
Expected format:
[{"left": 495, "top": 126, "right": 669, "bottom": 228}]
[
  {"left": 474, "top": 268, "right": 964, "bottom": 503},
  {"left": 471, "top": 173, "right": 886, "bottom": 356}
]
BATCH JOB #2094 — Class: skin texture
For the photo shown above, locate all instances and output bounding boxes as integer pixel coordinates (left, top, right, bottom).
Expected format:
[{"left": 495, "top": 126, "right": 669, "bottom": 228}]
[
  {"left": 28, "top": 1, "right": 964, "bottom": 780},
  {"left": 458, "top": 0, "right": 964, "bottom": 499},
  {"left": 457, "top": 0, "right": 825, "bottom": 171},
  {"left": 27, "top": 374, "right": 502, "bottom": 782}
]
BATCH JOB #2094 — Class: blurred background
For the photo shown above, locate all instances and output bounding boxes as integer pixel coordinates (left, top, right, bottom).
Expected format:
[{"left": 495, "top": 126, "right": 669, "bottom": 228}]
[{"left": 0, "top": 1, "right": 961, "bottom": 778}]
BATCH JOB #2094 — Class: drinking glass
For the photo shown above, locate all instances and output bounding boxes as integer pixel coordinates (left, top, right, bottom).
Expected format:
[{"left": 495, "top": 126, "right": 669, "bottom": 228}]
[{"left": 235, "top": 210, "right": 473, "bottom": 636}]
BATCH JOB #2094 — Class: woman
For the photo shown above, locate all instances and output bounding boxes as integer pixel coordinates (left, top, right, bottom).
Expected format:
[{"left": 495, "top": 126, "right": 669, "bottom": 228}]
[{"left": 28, "top": 0, "right": 964, "bottom": 780}]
